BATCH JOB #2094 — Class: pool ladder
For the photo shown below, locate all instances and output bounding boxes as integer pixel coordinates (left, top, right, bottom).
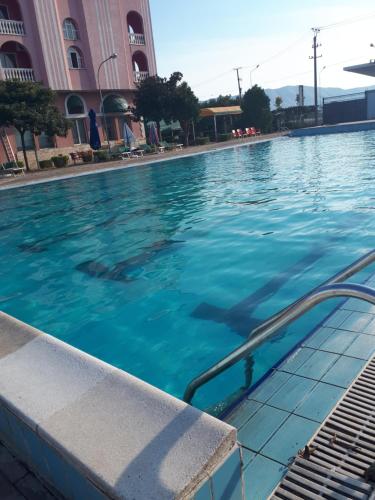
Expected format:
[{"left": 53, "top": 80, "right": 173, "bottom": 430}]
[{"left": 183, "top": 250, "right": 375, "bottom": 405}]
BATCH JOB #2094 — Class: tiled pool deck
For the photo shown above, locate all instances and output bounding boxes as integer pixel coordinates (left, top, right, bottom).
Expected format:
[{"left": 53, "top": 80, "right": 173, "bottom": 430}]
[
  {"left": 0, "top": 440, "right": 57, "bottom": 499},
  {"left": 226, "top": 273, "right": 375, "bottom": 499}
]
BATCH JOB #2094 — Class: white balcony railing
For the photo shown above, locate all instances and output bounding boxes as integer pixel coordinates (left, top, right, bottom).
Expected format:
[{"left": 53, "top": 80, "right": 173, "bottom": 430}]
[
  {"left": 129, "top": 33, "right": 145, "bottom": 45},
  {"left": 133, "top": 70, "right": 149, "bottom": 83},
  {"left": 1, "top": 68, "right": 35, "bottom": 82},
  {"left": 0, "top": 19, "right": 25, "bottom": 36}
]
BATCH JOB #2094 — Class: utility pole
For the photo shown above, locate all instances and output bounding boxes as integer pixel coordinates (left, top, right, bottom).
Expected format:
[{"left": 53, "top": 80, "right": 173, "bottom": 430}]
[
  {"left": 234, "top": 67, "right": 243, "bottom": 102},
  {"left": 310, "top": 28, "right": 322, "bottom": 126}
]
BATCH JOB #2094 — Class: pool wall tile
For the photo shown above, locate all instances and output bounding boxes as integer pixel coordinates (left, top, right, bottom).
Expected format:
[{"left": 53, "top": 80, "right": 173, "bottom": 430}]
[
  {"left": 344, "top": 334, "right": 375, "bottom": 359},
  {"left": 267, "top": 375, "right": 316, "bottom": 412},
  {"left": 210, "top": 446, "right": 243, "bottom": 500},
  {"left": 322, "top": 356, "right": 366, "bottom": 387},
  {"left": 295, "top": 382, "right": 345, "bottom": 422},
  {"left": 295, "top": 350, "right": 339, "bottom": 380},
  {"left": 339, "top": 311, "right": 374, "bottom": 333},
  {"left": 248, "top": 370, "right": 291, "bottom": 403},
  {"left": 239, "top": 405, "right": 289, "bottom": 452},
  {"left": 194, "top": 477, "right": 213, "bottom": 500},
  {"left": 261, "top": 414, "right": 320, "bottom": 465},
  {"left": 243, "top": 455, "right": 287, "bottom": 500},
  {"left": 278, "top": 347, "right": 314, "bottom": 374}
]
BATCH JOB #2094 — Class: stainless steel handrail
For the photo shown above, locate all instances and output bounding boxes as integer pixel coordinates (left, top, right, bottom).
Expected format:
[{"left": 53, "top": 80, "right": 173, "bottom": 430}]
[{"left": 183, "top": 250, "right": 375, "bottom": 404}]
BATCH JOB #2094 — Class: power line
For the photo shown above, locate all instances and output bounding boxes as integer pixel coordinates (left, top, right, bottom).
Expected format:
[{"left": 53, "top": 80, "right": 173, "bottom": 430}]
[
  {"left": 192, "top": 70, "right": 232, "bottom": 88},
  {"left": 319, "top": 10, "right": 375, "bottom": 30}
]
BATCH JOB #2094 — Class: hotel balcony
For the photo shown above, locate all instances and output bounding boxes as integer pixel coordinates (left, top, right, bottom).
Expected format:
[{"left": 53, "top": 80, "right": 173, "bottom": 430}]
[
  {"left": 1, "top": 67, "right": 35, "bottom": 81},
  {"left": 133, "top": 70, "right": 149, "bottom": 83},
  {"left": 0, "top": 41, "right": 34, "bottom": 82},
  {"left": 128, "top": 33, "right": 145, "bottom": 45},
  {"left": 0, "top": 19, "right": 25, "bottom": 36}
]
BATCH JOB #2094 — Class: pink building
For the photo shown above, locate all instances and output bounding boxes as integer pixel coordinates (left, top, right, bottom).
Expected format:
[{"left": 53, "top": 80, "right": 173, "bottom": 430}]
[{"left": 0, "top": 0, "right": 157, "bottom": 165}]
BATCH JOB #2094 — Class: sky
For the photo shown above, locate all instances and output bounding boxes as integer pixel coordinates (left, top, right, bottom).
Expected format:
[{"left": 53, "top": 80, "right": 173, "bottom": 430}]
[{"left": 149, "top": 0, "right": 375, "bottom": 100}]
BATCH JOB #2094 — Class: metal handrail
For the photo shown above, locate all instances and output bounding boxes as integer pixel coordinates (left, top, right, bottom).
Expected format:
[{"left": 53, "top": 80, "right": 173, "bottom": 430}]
[{"left": 183, "top": 250, "right": 375, "bottom": 404}]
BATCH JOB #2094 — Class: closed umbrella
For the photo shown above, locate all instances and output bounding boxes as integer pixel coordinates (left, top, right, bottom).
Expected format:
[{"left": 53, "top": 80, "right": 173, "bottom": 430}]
[
  {"left": 123, "top": 122, "right": 136, "bottom": 149},
  {"left": 88, "top": 109, "right": 101, "bottom": 150},
  {"left": 148, "top": 122, "right": 159, "bottom": 145}
]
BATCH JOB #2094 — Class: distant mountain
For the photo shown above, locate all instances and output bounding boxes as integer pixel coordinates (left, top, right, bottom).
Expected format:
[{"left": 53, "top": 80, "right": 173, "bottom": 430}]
[{"left": 266, "top": 85, "right": 375, "bottom": 109}]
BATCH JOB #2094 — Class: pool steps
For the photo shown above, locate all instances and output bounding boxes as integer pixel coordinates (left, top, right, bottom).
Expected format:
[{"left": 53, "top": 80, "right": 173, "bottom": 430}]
[
  {"left": 184, "top": 251, "right": 375, "bottom": 405},
  {"left": 225, "top": 271, "right": 375, "bottom": 498}
]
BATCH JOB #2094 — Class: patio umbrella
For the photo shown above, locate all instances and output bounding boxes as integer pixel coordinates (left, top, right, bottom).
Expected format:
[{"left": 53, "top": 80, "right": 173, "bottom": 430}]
[
  {"left": 88, "top": 109, "right": 101, "bottom": 150},
  {"left": 148, "top": 122, "right": 159, "bottom": 145},
  {"left": 123, "top": 122, "right": 136, "bottom": 148}
]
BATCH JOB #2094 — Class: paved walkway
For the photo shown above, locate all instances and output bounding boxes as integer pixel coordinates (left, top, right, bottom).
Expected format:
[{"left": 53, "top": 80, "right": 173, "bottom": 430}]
[
  {"left": 0, "top": 441, "right": 58, "bottom": 500},
  {"left": 0, "top": 132, "right": 285, "bottom": 190}
]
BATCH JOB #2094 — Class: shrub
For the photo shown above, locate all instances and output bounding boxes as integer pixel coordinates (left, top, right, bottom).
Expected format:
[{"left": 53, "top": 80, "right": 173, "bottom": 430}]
[
  {"left": 51, "top": 155, "right": 69, "bottom": 168},
  {"left": 39, "top": 159, "right": 53, "bottom": 169},
  {"left": 81, "top": 150, "right": 93, "bottom": 163},
  {"left": 16, "top": 160, "right": 24, "bottom": 168},
  {"left": 196, "top": 136, "right": 210, "bottom": 145},
  {"left": 93, "top": 150, "right": 110, "bottom": 162},
  {"left": 217, "top": 133, "right": 232, "bottom": 142}
]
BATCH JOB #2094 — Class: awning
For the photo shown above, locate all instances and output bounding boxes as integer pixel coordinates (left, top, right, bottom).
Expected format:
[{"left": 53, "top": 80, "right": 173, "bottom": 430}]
[
  {"left": 344, "top": 62, "right": 375, "bottom": 78},
  {"left": 103, "top": 95, "right": 129, "bottom": 113},
  {"left": 200, "top": 106, "right": 243, "bottom": 118}
]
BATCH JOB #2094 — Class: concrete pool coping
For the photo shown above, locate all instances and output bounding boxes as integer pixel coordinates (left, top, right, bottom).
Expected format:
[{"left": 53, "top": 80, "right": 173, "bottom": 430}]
[
  {"left": 0, "top": 312, "right": 238, "bottom": 499},
  {"left": 0, "top": 132, "right": 286, "bottom": 191}
]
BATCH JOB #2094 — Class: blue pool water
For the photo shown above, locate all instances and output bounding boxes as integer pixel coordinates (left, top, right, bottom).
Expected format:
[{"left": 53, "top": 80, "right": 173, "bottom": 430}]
[{"left": 0, "top": 132, "right": 374, "bottom": 410}]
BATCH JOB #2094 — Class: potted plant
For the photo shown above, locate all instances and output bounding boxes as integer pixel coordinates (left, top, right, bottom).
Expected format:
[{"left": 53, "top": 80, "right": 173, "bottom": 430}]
[
  {"left": 81, "top": 150, "right": 93, "bottom": 163},
  {"left": 51, "top": 155, "right": 69, "bottom": 168},
  {"left": 39, "top": 159, "right": 53, "bottom": 169}
]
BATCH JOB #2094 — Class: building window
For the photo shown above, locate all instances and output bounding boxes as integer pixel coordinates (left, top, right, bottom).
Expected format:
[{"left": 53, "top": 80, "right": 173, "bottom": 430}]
[
  {"left": 0, "top": 6, "right": 9, "bottom": 20},
  {"left": 66, "top": 94, "right": 85, "bottom": 115},
  {"left": 67, "top": 46, "right": 84, "bottom": 69},
  {"left": 63, "top": 18, "right": 79, "bottom": 40},
  {"left": 15, "top": 129, "right": 33, "bottom": 151},
  {"left": 39, "top": 132, "right": 55, "bottom": 149},
  {"left": 72, "top": 119, "right": 88, "bottom": 144}
]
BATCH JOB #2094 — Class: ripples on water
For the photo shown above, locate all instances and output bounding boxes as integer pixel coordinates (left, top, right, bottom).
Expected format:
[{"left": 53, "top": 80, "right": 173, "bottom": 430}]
[{"left": 0, "top": 132, "right": 374, "bottom": 409}]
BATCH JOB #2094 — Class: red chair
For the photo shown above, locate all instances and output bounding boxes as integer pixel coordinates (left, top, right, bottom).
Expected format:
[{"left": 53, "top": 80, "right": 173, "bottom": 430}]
[
  {"left": 232, "top": 130, "right": 239, "bottom": 139},
  {"left": 237, "top": 129, "right": 245, "bottom": 138}
]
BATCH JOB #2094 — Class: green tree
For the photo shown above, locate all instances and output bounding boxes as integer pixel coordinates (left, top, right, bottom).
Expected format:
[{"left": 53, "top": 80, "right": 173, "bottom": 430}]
[
  {"left": 170, "top": 81, "right": 199, "bottom": 146},
  {"left": 275, "top": 96, "right": 283, "bottom": 110},
  {"left": 134, "top": 75, "right": 168, "bottom": 135},
  {"left": 32, "top": 106, "right": 71, "bottom": 168},
  {"left": 134, "top": 72, "right": 183, "bottom": 137},
  {"left": 242, "top": 85, "right": 273, "bottom": 133},
  {"left": 0, "top": 80, "right": 70, "bottom": 171}
]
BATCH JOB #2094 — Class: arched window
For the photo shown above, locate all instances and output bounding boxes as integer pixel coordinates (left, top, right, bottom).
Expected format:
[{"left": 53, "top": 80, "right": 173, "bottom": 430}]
[
  {"left": 132, "top": 51, "right": 148, "bottom": 72},
  {"left": 67, "top": 46, "right": 84, "bottom": 69},
  {"left": 66, "top": 94, "right": 86, "bottom": 115},
  {"left": 63, "top": 18, "right": 79, "bottom": 40},
  {"left": 127, "top": 11, "right": 144, "bottom": 34}
]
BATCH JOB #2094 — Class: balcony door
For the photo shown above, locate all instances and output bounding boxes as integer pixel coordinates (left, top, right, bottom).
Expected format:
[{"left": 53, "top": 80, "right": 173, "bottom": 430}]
[
  {"left": 0, "top": 52, "right": 16, "bottom": 68},
  {"left": 0, "top": 6, "right": 9, "bottom": 20}
]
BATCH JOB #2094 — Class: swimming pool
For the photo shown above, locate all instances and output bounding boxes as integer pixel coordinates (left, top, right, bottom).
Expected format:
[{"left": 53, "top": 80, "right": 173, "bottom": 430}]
[{"left": 0, "top": 132, "right": 374, "bottom": 410}]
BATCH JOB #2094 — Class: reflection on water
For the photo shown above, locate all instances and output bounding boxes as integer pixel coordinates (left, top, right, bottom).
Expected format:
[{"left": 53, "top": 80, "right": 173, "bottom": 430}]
[{"left": 0, "top": 131, "right": 374, "bottom": 409}]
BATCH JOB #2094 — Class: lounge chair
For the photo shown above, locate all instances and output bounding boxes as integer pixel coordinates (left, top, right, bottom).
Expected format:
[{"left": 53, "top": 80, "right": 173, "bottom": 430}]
[
  {"left": 256, "top": 128, "right": 261, "bottom": 135},
  {"left": 1, "top": 161, "right": 25, "bottom": 176},
  {"left": 232, "top": 130, "right": 239, "bottom": 139},
  {"left": 237, "top": 129, "right": 245, "bottom": 138}
]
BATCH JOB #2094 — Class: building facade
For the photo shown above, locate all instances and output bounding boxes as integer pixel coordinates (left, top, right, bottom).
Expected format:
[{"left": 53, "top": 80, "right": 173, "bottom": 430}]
[{"left": 0, "top": 0, "right": 157, "bottom": 166}]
